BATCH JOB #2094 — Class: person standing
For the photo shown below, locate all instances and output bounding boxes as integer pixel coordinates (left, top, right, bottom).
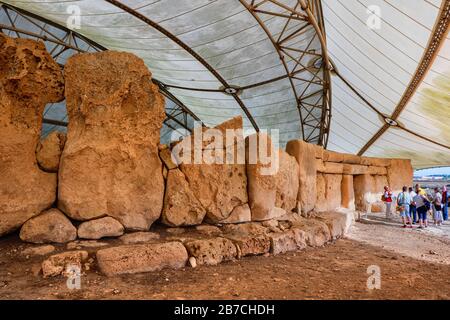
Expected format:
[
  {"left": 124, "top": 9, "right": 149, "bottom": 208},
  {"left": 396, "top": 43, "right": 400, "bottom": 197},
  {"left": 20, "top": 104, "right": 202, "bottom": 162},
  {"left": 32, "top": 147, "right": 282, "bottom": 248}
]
[
  {"left": 443, "top": 186, "right": 448, "bottom": 221},
  {"left": 397, "top": 186, "right": 412, "bottom": 228},
  {"left": 432, "top": 188, "right": 443, "bottom": 226},
  {"left": 413, "top": 188, "right": 429, "bottom": 229},
  {"left": 409, "top": 187, "right": 417, "bottom": 224},
  {"left": 382, "top": 186, "right": 393, "bottom": 219}
]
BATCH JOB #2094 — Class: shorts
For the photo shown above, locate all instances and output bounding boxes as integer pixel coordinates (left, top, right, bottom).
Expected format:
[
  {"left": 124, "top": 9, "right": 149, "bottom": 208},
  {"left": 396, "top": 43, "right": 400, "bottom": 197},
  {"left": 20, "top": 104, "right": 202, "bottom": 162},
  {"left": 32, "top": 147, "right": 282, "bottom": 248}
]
[
  {"left": 417, "top": 206, "right": 428, "bottom": 221},
  {"left": 400, "top": 205, "right": 410, "bottom": 217}
]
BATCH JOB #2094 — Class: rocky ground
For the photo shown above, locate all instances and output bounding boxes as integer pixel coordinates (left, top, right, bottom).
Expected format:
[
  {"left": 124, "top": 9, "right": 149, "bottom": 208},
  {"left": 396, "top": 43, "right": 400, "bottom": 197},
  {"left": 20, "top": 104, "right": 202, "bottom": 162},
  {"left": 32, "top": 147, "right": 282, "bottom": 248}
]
[{"left": 1, "top": 219, "right": 449, "bottom": 300}]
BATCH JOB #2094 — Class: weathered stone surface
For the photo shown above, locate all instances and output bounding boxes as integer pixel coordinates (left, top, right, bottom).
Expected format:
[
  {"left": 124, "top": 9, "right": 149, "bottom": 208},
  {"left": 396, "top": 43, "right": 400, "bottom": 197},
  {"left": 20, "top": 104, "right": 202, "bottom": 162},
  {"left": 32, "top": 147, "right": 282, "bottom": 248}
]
[
  {"left": 159, "top": 147, "right": 178, "bottom": 170},
  {"left": 19, "top": 209, "right": 76, "bottom": 244},
  {"left": 36, "top": 131, "right": 66, "bottom": 173},
  {"left": 312, "top": 144, "right": 324, "bottom": 159},
  {"left": 0, "top": 34, "right": 64, "bottom": 236},
  {"left": 58, "top": 51, "right": 165, "bottom": 231},
  {"left": 367, "top": 166, "right": 388, "bottom": 175},
  {"left": 226, "top": 234, "right": 270, "bottom": 257},
  {"left": 315, "top": 174, "right": 342, "bottom": 212},
  {"left": 96, "top": 242, "right": 188, "bottom": 276},
  {"left": 78, "top": 217, "right": 124, "bottom": 240},
  {"left": 161, "top": 169, "right": 206, "bottom": 227},
  {"left": 221, "top": 222, "right": 268, "bottom": 236},
  {"left": 275, "top": 150, "right": 299, "bottom": 212},
  {"left": 195, "top": 225, "right": 222, "bottom": 236},
  {"left": 218, "top": 204, "right": 251, "bottom": 224},
  {"left": 318, "top": 161, "right": 344, "bottom": 174},
  {"left": 171, "top": 116, "right": 247, "bottom": 223},
  {"left": 286, "top": 140, "right": 317, "bottom": 214},
  {"left": 119, "top": 232, "right": 160, "bottom": 244},
  {"left": 291, "top": 218, "right": 331, "bottom": 247},
  {"left": 184, "top": 237, "right": 237, "bottom": 266},
  {"left": 21, "top": 245, "right": 55, "bottom": 257},
  {"left": 42, "top": 250, "right": 88, "bottom": 278},
  {"left": 342, "top": 154, "right": 361, "bottom": 165},
  {"left": 268, "top": 229, "right": 307, "bottom": 255},
  {"left": 341, "top": 175, "right": 355, "bottom": 210},
  {"left": 360, "top": 157, "right": 390, "bottom": 167},
  {"left": 387, "top": 159, "right": 413, "bottom": 193},
  {"left": 342, "top": 164, "right": 368, "bottom": 175},
  {"left": 323, "top": 150, "right": 344, "bottom": 163},
  {"left": 246, "top": 133, "right": 277, "bottom": 221},
  {"left": 315, "top": 211, "right": 349, "bottom": 239}
]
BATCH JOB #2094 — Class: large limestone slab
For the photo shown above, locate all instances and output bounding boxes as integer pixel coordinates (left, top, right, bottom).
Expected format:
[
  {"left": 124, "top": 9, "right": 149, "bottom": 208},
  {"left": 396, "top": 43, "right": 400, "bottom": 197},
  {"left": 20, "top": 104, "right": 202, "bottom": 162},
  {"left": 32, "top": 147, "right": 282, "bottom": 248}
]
[
  {"left": 275, "top": 150, "right": 299, "bottom": 212},
  {"left": 161, "top": 169, "right": 206, "bottom": 227},
  {"left": 218, "top": 204, "right": 251, "bottom": 224},
  {"left": 317, "top": 161, "right": 344, "bottom": 174},
  {"left": 175, "top": 117, "right": 248, "bottom": 223},
  {"left": 342, "top": 164, "right": 368, "bottom": 175},
  {"left": 291, "top": 218, "right": 331, "bottom": 247},
  {"left": 19, "top": 209, "right": 76, "bottom": 244},
  {"left": 0, "top": 34, "right": 64, "bottom": 236},
  {"left": 246, "top": 133, "right": 277, "bottom": 221},
  {"left": 36, "top": 131, "right": 66, "bottom": 173},
  {"left": 286, "top": 140, "right": 317, "bottom": 214},
  {"left": 315, "top": 174, "right": 342, "bottom": 212},
  {"left": 58, "top": 51, "right": 165, "bottom": 231},
  {"left": 360, "top": 157, "right": 390, "bottom": 167},
  {"left": 387, "top": 159, "right": 413, "bottom": 193},
  {"left": 353, "top": 174, "right": 387, "bottom": 212},
  {"left": 225, "top": 234, "right": 271, "bottom": 257},
  {"left": 268, "top": 229, "right": 307, "bottom": 255},
  {"left": 315, "top": 211, "right": 349, "bottom": 239},
  {"left": 96, "top": 242, "right": 188, "bottom": 276}
]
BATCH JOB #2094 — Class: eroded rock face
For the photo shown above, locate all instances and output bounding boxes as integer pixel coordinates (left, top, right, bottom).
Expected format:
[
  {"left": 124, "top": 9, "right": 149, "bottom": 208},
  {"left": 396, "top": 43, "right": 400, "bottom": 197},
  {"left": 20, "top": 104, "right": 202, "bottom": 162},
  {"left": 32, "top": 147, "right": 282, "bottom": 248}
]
[
  {"left": 36, "top": 131, "right": 66, "bottom": 172},
  {"left": 42, "top": 250, "right": 88, "bottom": 278},
  {"left": 246, "top": 133, "right": 277, "bottom": 221},
  {"left": 174, "top": 116, "right": 248, "bottom": 223},
  {"left": 0, "top": 34, "right": 64, "bottom": 236},
  {"left": 96, "top": 242, "right": 188, "bottom": 276},
  {"left": 341, "top": 175, "right": 355, "bottom": 210},
  {"left": 286, "top": 140, "right": 317, "bottom": 215},
  {"left": 77, "top": 217, "right": 124, "bottom": 240},
  {"left": 161, "top": 169, "right": 206, "bottom": 227},
  {"left": 184, "top": 237, "right": 237, "bottom": 266},
  {"left": 19, "top": 209, "right": 76, "bottom": 244},
  {"left": 316, "top": 174, "right": 342, "bottom": 212},
  {"left": 275, "top": 150, "right": 299, "bottom": 212},
  {"left": 58, "top": 51, "right": 165, "bottom": 231}
]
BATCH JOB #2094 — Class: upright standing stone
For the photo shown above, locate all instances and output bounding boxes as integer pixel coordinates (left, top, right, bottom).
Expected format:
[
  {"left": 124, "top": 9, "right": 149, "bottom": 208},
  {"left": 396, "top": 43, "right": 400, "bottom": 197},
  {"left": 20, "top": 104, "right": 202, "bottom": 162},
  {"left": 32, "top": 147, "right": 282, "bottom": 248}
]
[
  {"left": 387, "top": 159, "right": 413, "bottom": 194},
  {"left": 286, "top": 140, "right": 317, "bottom": 215},
  {"left": 341, "top": 175, "right": 355, "bottom": 210},
  {"left": 0, "top": 34, "right": 64, "bottom": 236},
  {"left": 58, "top": 51, "right": 165, "bottom": 231},
  {"left": 275, "top": 150, "right": 300, "bottom": 212},
  {"left": 246, "top": 133, "right": 278, "bottom": 221}
]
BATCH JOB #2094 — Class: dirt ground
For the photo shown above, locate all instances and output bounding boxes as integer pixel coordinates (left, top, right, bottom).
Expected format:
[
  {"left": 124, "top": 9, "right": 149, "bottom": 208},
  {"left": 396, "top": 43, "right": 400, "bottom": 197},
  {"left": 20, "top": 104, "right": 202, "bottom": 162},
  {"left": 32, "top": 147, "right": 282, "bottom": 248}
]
[{"left": 1, "top": 221, "right": 450, "bottom": 300}]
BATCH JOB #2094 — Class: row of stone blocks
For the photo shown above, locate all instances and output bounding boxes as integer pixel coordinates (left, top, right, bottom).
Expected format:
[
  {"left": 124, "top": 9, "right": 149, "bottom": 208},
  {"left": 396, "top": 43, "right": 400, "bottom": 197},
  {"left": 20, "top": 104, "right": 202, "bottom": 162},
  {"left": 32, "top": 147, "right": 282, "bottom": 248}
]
[
  {"left": 0, "top": 33, "right": 413, "bottom": 241},
  {"left": 34, "top": 211, "right": 353, "bottom": 277}
]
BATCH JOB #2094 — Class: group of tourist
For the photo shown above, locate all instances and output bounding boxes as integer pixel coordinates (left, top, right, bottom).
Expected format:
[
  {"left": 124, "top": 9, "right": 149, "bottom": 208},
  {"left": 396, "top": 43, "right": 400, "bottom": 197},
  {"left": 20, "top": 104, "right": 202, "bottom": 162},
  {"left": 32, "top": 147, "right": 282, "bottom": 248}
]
[{"left": 382, "top": 184, "right": 449, "bottom": 229}]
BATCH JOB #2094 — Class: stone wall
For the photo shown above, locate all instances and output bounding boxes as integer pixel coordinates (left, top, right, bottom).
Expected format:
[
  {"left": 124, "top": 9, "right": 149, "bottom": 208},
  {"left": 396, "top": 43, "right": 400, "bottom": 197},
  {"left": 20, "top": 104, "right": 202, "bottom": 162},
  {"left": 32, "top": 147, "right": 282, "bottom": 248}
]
[{"left": 0, "top": 34, "right": 414, "bottom": 243}]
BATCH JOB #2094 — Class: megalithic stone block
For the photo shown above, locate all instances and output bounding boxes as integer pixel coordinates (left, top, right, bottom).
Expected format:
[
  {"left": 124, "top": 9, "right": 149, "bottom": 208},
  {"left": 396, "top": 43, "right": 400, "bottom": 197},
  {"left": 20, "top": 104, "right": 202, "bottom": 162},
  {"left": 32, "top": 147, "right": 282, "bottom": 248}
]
[{"left": 0, "top": 34, "right": 64, "bottom": 236}]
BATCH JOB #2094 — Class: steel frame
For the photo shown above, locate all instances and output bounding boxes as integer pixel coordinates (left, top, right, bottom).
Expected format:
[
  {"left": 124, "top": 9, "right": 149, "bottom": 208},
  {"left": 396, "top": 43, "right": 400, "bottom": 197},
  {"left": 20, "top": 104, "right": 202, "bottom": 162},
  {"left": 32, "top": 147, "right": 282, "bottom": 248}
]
[
  {"left": 357, "top": 0, "right": 450, "bottom": 155},
  {"left": 0, "top": 2, "right": 200, "bottom": 136},
  {"left": 239, "top": 0, "right": 332, "bottom": 145},
  {"left": 1, "top": 0, "right": 332, "bottom": 145}
]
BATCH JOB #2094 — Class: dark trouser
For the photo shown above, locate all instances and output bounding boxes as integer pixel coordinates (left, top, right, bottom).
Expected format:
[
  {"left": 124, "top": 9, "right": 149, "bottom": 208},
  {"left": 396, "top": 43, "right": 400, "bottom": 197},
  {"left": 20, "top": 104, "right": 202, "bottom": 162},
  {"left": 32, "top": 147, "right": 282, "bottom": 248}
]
[
  {"left": 410, "top": 205, "right": 417, "bottom": 222},
  {"left": 443, "top": 204, "right": 448, "bottom": 221}
]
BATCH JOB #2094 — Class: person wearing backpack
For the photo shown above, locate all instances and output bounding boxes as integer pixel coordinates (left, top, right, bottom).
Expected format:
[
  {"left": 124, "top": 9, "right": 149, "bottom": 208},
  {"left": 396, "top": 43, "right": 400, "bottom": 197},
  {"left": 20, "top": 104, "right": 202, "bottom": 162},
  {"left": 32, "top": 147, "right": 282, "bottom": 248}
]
[
  {"left": 413, "top": 186, "right": 429, "bottom": 229},
  {"left": 397, "top": 186, "right": 412, "bottom": 228}
]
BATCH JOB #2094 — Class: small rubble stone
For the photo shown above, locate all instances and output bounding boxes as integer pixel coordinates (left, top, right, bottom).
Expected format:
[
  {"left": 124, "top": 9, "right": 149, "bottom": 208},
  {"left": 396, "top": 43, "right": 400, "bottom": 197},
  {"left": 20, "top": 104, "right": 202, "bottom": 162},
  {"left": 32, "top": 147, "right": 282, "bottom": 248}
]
[
  {"left": 77, "top": 217, "right": 124, "bottom": 240},
  {"left": 21, "top": 245, "right": 55, "bottom": 257},
  {"left": 184, "top": 237, "right": 237, "bottom": 266},
  {"left": 41, "top": 251, "right": 89, "bottom": 278}
]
